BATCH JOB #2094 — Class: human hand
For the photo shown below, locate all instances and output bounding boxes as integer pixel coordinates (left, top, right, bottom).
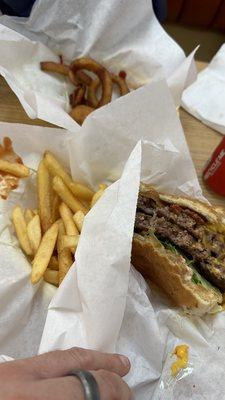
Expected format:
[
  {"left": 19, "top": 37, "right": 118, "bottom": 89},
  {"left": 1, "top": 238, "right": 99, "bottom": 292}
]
[{"left": 0, "top": 347, "right": 131, "bottom": 399}]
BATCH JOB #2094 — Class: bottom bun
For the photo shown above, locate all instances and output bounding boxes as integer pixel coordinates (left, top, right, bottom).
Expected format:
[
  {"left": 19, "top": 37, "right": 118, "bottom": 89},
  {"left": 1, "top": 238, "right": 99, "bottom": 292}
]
[{"left": 132, "top": 233, "right": 222, "bottom": 316}]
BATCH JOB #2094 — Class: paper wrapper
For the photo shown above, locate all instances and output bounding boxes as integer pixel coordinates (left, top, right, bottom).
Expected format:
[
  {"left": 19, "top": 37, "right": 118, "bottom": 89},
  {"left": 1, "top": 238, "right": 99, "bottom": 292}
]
[
  {"left": 37, "top": 78, "right": 225, "bottom": 400},
  {"left": 0, "top": 123, "right": 72, "bottom": 359},
  {"left": 182, "top": 44, "right": 225, "bottom": 135},
  {"left": 0, "top": 3, "right": 222, "bottom": 398},
  {"left": 1, "top": 75, "right": 221, "bottom": 400},
  {"left": 0, "top": 72, "right": 206, "bottom": 400},
  {"left": 0, "top": 0, "right": 196, "bottom": 129}
]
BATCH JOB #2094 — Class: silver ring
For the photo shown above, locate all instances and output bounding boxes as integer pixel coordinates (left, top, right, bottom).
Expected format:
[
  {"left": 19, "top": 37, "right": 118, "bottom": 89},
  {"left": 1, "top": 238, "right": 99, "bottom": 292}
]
[{"left": 69, "top": 370, "right": 100, "bottom": 400}]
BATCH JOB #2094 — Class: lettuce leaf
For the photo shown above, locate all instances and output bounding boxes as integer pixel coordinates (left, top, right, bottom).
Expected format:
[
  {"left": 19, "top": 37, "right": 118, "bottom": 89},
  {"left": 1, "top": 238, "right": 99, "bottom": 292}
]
[{"left": 146, "top": 228, "right": 218, "bottom": 291}]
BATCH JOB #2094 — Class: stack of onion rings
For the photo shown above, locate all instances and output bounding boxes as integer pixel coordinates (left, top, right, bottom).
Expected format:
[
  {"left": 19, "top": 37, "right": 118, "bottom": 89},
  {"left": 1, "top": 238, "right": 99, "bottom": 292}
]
[
  {"left": 87, "top": 73, "right": 129, "bottom": 108},
  {"left": 40, "top": 56, "right": 131, "bottom": 125},
  {"left": 70, "top": 58, "right": 113, "bottom": 108}
]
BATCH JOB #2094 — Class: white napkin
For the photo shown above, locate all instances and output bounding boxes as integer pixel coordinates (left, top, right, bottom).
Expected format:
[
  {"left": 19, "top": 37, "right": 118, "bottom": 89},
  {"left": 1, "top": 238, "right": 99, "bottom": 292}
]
[
  {"left": 0, "top": 0, "right": 196, "bottom": 129},
  {"left": 182, "top": 44, "right": 225, "bottom": 135}
]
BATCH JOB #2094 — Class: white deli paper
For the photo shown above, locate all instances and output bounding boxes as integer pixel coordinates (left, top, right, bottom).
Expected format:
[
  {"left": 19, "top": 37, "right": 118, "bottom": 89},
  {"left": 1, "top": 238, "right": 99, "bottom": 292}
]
[
  {"left": 36, "top": 78, "right": 218, "bottom": 400},
  {"left": 0, "top": 123, "right": 72, "bottom": 359},
  {"left": 0, "top": 0, "right": 196, "bottom": 130},
  {"left": 182, "top": 44, "right": 225, "bottom": 135},
  {"left": 1, "top": 77, "right": 224, "bottom": 400}
]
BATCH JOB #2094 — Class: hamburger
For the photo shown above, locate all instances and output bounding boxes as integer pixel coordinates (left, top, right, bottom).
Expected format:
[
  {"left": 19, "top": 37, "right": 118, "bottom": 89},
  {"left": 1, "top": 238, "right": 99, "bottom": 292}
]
[{"left": 132, "top": 184, "right": 225, "bottom": 315}]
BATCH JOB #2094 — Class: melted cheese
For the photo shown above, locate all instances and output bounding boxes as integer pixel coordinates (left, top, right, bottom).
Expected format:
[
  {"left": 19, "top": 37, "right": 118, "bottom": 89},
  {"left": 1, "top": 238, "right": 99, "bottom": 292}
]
[
  {"left": 207, "top": 223, "right": 225, "bottom": 235},
  {"left": 171, "top": 345, "right": 189, "bottom": 377}
]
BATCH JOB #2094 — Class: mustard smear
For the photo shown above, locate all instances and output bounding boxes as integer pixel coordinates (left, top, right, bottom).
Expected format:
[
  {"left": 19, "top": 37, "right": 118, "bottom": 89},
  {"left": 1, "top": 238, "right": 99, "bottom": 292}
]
[{"left": 171, "top": 345, "right": 189, "bottom": 377}]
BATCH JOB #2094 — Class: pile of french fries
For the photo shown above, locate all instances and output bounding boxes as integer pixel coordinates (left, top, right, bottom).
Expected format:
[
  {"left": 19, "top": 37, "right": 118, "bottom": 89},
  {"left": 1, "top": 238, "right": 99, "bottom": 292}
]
[{"left": 12, "top": 151, "right": 106, "bottom": 287}]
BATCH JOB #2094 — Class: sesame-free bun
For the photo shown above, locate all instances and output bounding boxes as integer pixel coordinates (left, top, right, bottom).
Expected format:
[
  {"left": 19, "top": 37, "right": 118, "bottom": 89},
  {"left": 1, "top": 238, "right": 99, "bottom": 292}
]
[
  {"left": 132, "top": 234, "right": 222, "bottom": 315},
  {"left": 132, "top": 184, "right": 224, "bottom": 315}
]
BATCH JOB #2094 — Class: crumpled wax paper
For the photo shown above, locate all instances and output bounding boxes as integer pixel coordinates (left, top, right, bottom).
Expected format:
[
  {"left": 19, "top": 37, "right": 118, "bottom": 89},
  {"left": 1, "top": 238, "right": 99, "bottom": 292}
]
[
  {"left": 0, "top": 0, "right": 196, "bottom": 130},
  {"left": 1, "top": 77, "right": 223, "bottom": 399},
  {"left": 0, "top": 123, "right": 73, "bottom": 359},
  {"left": 38, "top": 79, "right": 220, "bottom": 400},
  {"left": 182, "top": 44, "right": 225, "bottom": 135}
]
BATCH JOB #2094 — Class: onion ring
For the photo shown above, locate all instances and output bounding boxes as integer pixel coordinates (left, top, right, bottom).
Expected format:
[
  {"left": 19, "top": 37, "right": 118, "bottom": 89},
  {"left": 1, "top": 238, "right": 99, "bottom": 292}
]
[
  {"left": 68, "top": 70, "right": 92, "bottom": 87},
  {"left": 69, "top": 105, "right": 94, "bottom": 125},
  {"left": 40, "top": 61, "right": 69, "bottom": 76},
  {"left": 87, "top": 78, "right": 100, "bottom": 108},
  {"left": 70, "top": 58, "right": 113, "bottom": 107},
  {"left": 111, "top": 73, "right": 130, "bottom": 96},
  {"left": 87, "top": 71, "right": 130, "bottom": 108},
  {"left": 40, "top": 61, "right": 92, "bottom": 86},
  {"left": 69, "top": 85, "right": 86, "bottom": 107}
]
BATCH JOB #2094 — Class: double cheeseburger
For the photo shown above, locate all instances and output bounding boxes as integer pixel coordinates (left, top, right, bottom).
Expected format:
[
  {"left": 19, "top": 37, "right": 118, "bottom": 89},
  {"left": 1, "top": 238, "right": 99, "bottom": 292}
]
[{"left": 132, "top": 184, "right": 225, "bottom": 315}]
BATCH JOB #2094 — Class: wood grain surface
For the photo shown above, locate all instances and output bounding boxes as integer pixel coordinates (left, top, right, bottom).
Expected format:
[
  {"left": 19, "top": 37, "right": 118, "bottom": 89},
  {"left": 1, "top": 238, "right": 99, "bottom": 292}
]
[
  {"left": 0, "top": 61, "right": 224, "bottom": 206},
  {"left": 181, "top": 62, "right": 224, "bottom": 206}
]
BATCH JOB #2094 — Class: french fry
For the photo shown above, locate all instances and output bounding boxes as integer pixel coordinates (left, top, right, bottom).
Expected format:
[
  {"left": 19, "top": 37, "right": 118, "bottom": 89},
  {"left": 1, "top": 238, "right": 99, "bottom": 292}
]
[
  {"left": 0, "top": 159, "right": 29, "bottom": 178},
  {"left": 53, "top": 176, "right": 88, "bottom": 215},
  {"left": 31, "top": 221, "right": 59, "bottom": 284},
  {"left": 24, "top": 208, "right": 34, "bottom": 224},
  {"left": 10, "top": 148, "right": 105, "bottom": 287},
  {"left": 12, "top": 206, "right": 33, "bottom": 256},
  {"left": 48, "top": 256, "right": 59, "bottom": 270},
  {"left": 27, "top": 215, "right": 42, "bottom": 254},
  {"left": 57, "top": 221, "right": 73, "bottom": 284},
  {"left": 73, "top": 210, "right": 85, "bottom": 233},
  {"left": 44, "top": 269, "right": 59, "bottom": 287},
  {"left": 99, "top": 183, "right": 107, "bottom": 190},
  {"left": 69, "top": 182, "right": 94, "bottom": 201},
  {"left": 61, "top": 235, "right": 80, "bottom": 253},
  {"left": 81, "top": 200, "right": 91, "bottom": 210},
  {"left": 44, "top": 151, "right": 73, "bottom": 188},
  {"left": 37, "top": 160, "right": 53, "bottom": 232},
  {"left": 59, "top": 202, "right": 79, "bottom": 235},
  {"left": 91, "top": 187, "right": 106, "bottom": 208},
  {"left": 52, "top": 193, "right": 60, "bottom": 222}
]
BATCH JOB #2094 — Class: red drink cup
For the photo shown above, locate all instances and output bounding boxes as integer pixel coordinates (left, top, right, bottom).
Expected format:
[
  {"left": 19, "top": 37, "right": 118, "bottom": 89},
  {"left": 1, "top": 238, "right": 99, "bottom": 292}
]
[{"left": 203, "top": 137, "right": 225, "bottom": 197}]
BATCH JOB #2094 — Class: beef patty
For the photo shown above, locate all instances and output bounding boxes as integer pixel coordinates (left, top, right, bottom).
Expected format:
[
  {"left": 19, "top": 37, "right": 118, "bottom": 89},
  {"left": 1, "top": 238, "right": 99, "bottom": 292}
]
[{"left": 135, "top": 193, "right": 225, "bottom": 290}]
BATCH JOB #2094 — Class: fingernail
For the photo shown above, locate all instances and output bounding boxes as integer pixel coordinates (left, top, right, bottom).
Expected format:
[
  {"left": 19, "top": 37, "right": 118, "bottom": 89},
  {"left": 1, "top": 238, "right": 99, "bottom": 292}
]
[{"left": 118, "top": 355, "right": 130, "bottom": 368}]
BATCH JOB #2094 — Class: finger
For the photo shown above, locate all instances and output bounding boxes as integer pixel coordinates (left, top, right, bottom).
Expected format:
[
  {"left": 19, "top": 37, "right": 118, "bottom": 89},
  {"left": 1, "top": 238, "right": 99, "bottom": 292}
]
[
  {"left": 28, "top": 347, "right": 130, "bottom": 379},
  {"left": 92, "top": 370, "right": 132, "bottom": 400},
  {"left": 25, "top": 377, "right": 83, "bottom": 400},
  {"left": 38, "top": 371, "right": 131, "bottom": 400}
]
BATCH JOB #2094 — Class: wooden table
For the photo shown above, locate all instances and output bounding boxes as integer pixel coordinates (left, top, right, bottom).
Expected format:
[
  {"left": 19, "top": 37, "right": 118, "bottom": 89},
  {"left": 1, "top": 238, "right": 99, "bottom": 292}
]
[
  {"left": 0, "top": 62, "right": 224, "bottom": 207},
  {"left": 180, "top": 61, "right": 224, "bottom": 206}
]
